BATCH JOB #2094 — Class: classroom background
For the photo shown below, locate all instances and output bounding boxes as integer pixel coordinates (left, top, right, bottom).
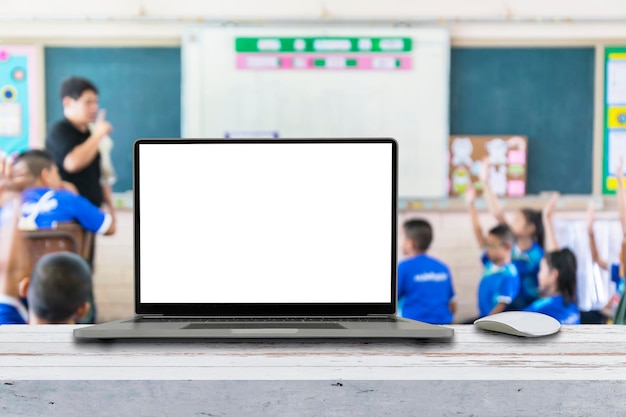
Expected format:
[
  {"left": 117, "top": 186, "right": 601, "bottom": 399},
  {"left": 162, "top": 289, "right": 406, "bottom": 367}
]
[{"left": 1, "top": 0, "right": 626, "bottom": 322}]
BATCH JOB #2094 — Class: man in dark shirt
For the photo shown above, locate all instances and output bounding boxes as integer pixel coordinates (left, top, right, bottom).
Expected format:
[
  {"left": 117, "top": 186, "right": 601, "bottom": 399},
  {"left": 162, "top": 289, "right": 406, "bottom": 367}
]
[
  {"left": 45, "top": 77, "right": 114, "bottom": 212},
  {"left": 45, "top": 77, "right": 116, "bottom": 323}
]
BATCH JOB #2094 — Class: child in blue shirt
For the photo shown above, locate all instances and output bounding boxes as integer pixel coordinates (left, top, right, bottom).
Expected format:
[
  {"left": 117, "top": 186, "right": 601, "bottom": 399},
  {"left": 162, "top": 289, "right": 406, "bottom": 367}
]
[
  {"left": 477, "top": 225, "right": 520, "bottom": 317},
  {"left": 524, "top": 195, "right": 580, "bottom": 324},
  {"left": 12, "top": 150, "right": 115, "bottom": 235},
  {"left": 0, "top": 251, "right": 92, "bottom": 325},
  {"left": 0, "top": 201, "right": 29, "bottom": 324},
  {"left": 0, "top": 190, "right": 92, "bottom": 325},
  {"left": 6, "top": 150, "right": 112, "bottom": 324},
  {"left": 466, "top": 185, "right": 520, "bottom": 317},
  {"left": 524, "top": 249, "right": 580, "bottom": 324},
  {"left": 397, "top": 219, "right": 456, "bottom": 324},
  {"left": 479, "top": 159, "right": 544, "bottom": 310}
]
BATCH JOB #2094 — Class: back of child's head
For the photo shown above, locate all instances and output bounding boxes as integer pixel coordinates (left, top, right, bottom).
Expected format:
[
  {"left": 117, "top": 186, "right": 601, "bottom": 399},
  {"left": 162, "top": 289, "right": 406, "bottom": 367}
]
[
  {"left": 14, "top": 149, "right": 55, "bottom": 179},
  {"left": 520, "top": 208, "right": 545, "bottom": 248},
  {"left": 544, "top": 248, "right": 577, "bottom": 305},
  {"left": 488, "top": 223, "right": 515, "bottom": 247},
  {"left": 28, "top": 252, "right": 92, "bottom": 323},
  {"left": 403, "top": 219, "right": 433, "bottom": 252}
]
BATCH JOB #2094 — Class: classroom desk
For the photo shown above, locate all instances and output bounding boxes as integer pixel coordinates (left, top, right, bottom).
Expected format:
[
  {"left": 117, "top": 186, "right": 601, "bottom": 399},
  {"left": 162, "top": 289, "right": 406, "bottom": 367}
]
[{"left": 2, "top": 325, "right": 626, "bottom": 416}]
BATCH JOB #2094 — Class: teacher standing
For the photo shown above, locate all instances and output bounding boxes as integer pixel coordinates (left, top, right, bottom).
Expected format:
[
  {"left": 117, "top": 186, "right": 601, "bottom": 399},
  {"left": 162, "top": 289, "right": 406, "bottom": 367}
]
[{"left": 45, "top": 76, "right": 117, "bottom": 265}]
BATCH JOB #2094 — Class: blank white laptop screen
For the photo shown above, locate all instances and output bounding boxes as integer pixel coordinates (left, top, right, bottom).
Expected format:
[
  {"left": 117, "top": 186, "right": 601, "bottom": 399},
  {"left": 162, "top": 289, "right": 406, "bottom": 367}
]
[{"left": 138, "top": 142, "right": 393, "bottom": 304}]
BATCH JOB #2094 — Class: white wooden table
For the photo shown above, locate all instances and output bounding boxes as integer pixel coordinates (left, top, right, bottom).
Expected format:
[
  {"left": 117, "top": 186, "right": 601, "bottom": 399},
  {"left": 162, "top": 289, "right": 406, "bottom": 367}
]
[{"left": 2, "top": 325, "right": 626, "bottom": 416}]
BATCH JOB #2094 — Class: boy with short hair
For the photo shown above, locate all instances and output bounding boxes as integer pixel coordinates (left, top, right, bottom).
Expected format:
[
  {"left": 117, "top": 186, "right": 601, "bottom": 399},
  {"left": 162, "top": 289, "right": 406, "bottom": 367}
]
[
  {"left": 397, "top": 219, "right": 456, "bottom": 324},
  {"left": 15, "top": 252, "right": 92, "bottom": 324},
  {"left": 478, "top": 224, "right": 521, "bottom": 317},
  {"left": 12, "top": 150, "right": 115, "bottom": 235},
  {"left": 0, "top": 251, "right": 91, "bottom": 325},
  {"left": 466, "top": 185, "right": 520, "bottom": 317}
]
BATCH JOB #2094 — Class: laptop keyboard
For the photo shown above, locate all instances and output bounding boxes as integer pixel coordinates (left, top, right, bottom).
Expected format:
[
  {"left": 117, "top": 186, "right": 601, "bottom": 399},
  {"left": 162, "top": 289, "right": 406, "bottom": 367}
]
[{"left": 127, "top": 316, "right": 398, "bottom": 323}]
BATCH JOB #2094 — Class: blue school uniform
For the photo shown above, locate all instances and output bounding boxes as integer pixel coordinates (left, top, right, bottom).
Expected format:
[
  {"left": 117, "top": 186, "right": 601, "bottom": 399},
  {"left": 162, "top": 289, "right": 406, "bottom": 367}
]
[
  {"left": 20, "top": 187, "right": 111, "bottom": 234},
  {"left": 524, "top": 295, "right": 580, "bottom": 324},
  {"left": 507, "top": 242, "right": 544, "bottom": 310},
  {"left": 398, "top": 254, "right": 455, "bottom": 325},
  {"left": 0, "top": 295, "right": 28, "bottom": 325},
  {"left": 478, "top": 258, "right": 520, "bottom": 317},
  {"left": 607, "top": 263, "right": 625, "bottom": 314},
  {"left": 611, "top": 263, "right": 624, "bottom": 296}
]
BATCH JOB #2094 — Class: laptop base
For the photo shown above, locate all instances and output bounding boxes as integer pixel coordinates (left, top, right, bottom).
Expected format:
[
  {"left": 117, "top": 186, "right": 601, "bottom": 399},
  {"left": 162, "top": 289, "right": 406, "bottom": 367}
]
[{"left": 74, "top": 316, "right": 454, "bottom": 340}]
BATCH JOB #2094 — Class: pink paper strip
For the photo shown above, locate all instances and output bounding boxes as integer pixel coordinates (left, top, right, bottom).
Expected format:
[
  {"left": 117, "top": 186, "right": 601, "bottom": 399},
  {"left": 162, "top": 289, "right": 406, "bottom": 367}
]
[
  {"left": 507, "top": 180, "right": 526, "bottom": 196},
  {"left": 507, "top": 150, "right": 527, "bottom": 165},
  {"left": 236, "top": 54, "right": 412, "bottom": 70}
]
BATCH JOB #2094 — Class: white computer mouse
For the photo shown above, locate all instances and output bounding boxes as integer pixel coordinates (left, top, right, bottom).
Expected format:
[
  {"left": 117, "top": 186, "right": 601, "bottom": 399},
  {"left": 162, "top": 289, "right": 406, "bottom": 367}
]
[{"left": 474, "top": 311, "right": 561, "bottom": 337}]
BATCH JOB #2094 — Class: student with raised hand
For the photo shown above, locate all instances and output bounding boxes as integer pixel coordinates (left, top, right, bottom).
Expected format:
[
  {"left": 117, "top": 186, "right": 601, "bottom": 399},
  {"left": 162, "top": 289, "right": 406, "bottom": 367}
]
[
  {"left": 465, "top": 182, "right": 520, "bottom": 318},
  {"left": 480, "top": 158, "right": 544, "bottom": 311},
  {"left": 586, "top": 202, "right": 624, "bottom": 320},
  {"left": 522, "top": 193, "right": 580, "bottom": 324},
  {"left": 0, "top": 194, "right": 29, "bottom": 324},
  {"left": 397, "top": 218, "right": 456, "bottom": 325}
]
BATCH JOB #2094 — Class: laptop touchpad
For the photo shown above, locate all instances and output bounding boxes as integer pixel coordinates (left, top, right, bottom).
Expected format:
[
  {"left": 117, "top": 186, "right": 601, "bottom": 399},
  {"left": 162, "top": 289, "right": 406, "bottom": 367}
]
[{"left": 183, "top": 323, "right": 345, "bottom": 330}]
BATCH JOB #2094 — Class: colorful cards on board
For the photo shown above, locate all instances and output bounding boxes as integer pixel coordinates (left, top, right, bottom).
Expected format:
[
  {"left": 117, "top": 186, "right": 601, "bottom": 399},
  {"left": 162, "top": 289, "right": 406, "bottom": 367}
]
[
  {"left": 234, "top": 37, "right": 412, "bottom": 71},
  {"left": 448, "top": 135, "right": 528, "bottom": 197}
]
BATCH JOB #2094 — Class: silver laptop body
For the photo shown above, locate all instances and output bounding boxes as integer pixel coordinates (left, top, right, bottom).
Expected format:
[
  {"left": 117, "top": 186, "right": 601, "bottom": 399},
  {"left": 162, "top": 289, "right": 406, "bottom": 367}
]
[{"left": 74, "top": 139, "right": 453, "bottom": 340}]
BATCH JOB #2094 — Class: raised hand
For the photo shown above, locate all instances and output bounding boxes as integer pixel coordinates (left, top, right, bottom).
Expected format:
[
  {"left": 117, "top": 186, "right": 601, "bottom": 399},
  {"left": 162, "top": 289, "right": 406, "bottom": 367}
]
[
  {"left": 92, "top": 109, "right": 112, "bottom": 139},
  {"left": 479, "top": 157, "right": 490, "bottom": 185},
  {"left": 0, "top": 153, "right": 21, "bottom": 194},
  {"left": 617, "top": 156, "right": 624, "bottom": 183},
  {"left": 464, "top": 180, "right": 477, "bottom": 205},
  {"left": 0, "top": 153, "right": 9, "bottom": 193},
  {"left": 543, "top": 192, "right": 559, "bottom": 220}
]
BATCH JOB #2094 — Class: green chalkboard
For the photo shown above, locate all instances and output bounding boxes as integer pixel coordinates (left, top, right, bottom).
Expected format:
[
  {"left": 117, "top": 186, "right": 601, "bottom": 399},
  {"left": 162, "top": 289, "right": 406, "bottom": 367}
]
[
  {"left": 450, "top": 47, "right": 595, "bottom": 194},
  {"left": 45, "top": 47, "right": 181, "bottom": 192}
]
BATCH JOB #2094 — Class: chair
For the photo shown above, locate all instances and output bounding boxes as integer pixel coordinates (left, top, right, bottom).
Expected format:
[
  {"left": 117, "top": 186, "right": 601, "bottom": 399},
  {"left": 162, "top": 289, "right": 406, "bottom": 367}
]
[{"left": 20, "top": 222, "right": 94, "bottom": 277}]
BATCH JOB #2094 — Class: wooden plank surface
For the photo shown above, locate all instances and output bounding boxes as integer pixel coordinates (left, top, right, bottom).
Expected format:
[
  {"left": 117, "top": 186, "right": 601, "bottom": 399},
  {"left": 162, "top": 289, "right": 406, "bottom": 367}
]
[{"left": 1, "top": 325, "right": 626, "bottom": 380}]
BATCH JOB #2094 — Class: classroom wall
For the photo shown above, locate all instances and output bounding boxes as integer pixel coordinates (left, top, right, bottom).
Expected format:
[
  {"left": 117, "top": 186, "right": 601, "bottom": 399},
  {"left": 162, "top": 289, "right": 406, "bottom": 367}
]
[
  {"left": 3, "top": 0, "right": 624, "bottom": 195},
  {"left": 1, "top": 0, "right": 626, "bottom": 41},
  {"left": 2, "top": 0, "right": 625, "bottom": 195},
  {"left": 3, "top": 1, "right": 626, "bottom": 321}
]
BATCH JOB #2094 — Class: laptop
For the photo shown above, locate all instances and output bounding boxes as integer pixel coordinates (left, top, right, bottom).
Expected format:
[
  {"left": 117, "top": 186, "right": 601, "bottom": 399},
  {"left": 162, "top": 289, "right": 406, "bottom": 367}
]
[{"left": 74, "top": 138, "right": 453, "bottom": 340}]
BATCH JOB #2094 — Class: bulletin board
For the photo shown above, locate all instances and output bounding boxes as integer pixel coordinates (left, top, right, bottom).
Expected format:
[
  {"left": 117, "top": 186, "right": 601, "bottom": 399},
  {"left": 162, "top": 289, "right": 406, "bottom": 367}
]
[
  {"left": 449, "top": 135, "right": 528, "bottom": 197},
  {"left": 182, "top": 27, "right": 450, "bottom": 198},
  {"left": 603, "top": 47, "right": 626, "bottom": 194},
  {"left": 450, "top": 47, "right": 594, "bottom": 195},
  {"left": 0, "top": 45, "right": 40, "bottom": 155}
]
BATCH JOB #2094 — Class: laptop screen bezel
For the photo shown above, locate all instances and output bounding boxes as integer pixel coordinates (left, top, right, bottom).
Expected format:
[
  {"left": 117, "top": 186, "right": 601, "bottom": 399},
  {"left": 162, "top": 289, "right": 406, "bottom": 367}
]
[{"left": 133, "top": 138, "right": 398, "bottom": 316}]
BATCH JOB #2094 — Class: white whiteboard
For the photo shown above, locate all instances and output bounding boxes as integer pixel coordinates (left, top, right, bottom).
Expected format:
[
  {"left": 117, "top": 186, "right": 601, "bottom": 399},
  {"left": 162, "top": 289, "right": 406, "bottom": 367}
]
[{"left": 182, "top": 27, "right": 449, "bottom": 198}]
